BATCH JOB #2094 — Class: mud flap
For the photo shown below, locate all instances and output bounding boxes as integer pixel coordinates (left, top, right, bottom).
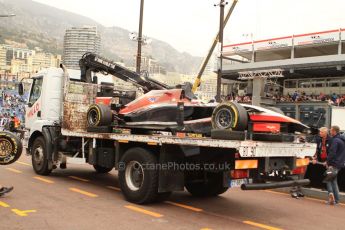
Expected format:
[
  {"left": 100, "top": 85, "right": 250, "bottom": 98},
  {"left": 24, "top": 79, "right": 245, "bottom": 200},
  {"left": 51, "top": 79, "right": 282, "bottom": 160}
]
[
  {"left": 158, "top": 144, "right": 185, "bottom": 193},
  {"left": 42, "top": 126, "right": 60, "bottom": 170}
]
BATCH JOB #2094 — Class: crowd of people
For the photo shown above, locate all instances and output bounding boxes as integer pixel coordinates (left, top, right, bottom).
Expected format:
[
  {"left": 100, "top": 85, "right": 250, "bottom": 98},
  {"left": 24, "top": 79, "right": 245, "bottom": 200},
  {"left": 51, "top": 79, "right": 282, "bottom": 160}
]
[
  {"left": 223, "top": 91, "right": 345, "bottom": 106},
  {"left": 0, "top": 89, "right": 26, "bottom": 130},
  {"left": 274, "top": 91, "right": 345, "bottom": 105}
]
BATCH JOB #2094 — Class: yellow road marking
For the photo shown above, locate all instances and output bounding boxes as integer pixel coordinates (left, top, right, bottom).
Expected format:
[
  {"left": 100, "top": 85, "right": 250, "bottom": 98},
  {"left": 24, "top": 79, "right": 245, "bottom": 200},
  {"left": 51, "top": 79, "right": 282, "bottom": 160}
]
[
  {"left": 0, "top": 201, "right": 10, "bottom": 208},
  {"left": 33, "top": 176, "right": 54, "bottom": 184},
  {"left": 106, "top": 186, "right": 121, "bottom": 191},
  {"left": 69, "top": 188, "right": 98, "bottom": 198},
  {"left": 124, "top": 205, "right": 163, "bottom": 218},
  {"left": 243, "top": 220, "right": 283, "bottom": 230},
  {"left": 69, "top": 176, "right": 90, "bottom": 182},
  {"left": 11, "top": 209, "right": 36, "bottom": 217},
  {"left": 165, "top": 201, "right": 203, "bottom": 212},
  {"left": 6, "top": 168, "right": 22, "bottom": 173},
  {"left": 17, "top": 161, "right": 30, "bottom": 166},
  {"left": 200, "top": 228, "right": 212, "bottom": 230}
]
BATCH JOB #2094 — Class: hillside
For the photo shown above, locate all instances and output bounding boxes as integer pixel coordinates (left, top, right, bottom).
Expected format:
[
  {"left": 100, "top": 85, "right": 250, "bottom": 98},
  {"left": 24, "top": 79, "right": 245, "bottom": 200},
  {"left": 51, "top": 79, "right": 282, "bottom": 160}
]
[{"left": 0, "top": 0, "right": 202, "bottom": 74}]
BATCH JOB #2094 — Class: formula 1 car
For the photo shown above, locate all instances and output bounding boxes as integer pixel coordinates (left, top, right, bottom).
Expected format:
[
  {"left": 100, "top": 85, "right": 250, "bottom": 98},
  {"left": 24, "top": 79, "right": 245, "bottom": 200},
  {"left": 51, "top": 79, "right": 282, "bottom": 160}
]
[{"left": 80, "top": 53, "right": 310, "bottom": 141}]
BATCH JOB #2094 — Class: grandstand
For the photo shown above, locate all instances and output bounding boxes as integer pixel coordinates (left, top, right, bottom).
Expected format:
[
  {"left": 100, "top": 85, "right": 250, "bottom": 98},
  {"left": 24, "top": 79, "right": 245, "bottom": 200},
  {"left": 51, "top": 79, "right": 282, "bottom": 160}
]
[{"left": 221, "top": 28, "right": 345, "bottom": 99}]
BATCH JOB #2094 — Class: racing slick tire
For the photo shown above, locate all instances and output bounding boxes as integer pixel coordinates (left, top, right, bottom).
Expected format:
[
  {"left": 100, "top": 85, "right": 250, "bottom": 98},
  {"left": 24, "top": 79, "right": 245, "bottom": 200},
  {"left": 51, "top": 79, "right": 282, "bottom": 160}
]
[
  {"left": 31, "top": 136, "right": 52, "bottom": 175},
  {"left": 211, "top": 129, "right": 245, "bottom": 140},
  {"left": 185, "top": 172, "right": 228, "bottom": 197},
  {"left": 118, "top": 147, "right": 170, "bottom": 204},
  {"left": 87, "top": 104, "right": 112, "bottom": 127},
  {"left": 211, "top": 102, "right": 248, "bottom": 131},
  {"left": 0, "top": 131, "right": 23, "bottom": 165},
  {"left": 93, "top": 165, "right": 113, "bottom": 173}
]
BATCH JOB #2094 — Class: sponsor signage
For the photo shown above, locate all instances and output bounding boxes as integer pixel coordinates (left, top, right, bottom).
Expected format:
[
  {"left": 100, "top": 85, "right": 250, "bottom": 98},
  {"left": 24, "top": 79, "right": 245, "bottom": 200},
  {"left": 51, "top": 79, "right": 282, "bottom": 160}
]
[
  {"left": 294, "top": 30, "right": 339, "bottom": 46},
  {"left": 254, "top": 37, "right": 292, "bottom": 51},
  {"left": 223, "top": 42, "right": 253, "bottom": 55}
]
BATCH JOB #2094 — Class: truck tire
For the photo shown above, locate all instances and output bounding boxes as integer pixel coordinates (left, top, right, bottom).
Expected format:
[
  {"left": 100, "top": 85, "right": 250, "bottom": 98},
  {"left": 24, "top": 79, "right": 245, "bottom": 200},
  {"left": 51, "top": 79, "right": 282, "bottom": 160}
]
[
  {"left": 31, "top": 136, "right": 52, "bottom": 175},
  {"left": 211, "top": 102, "right": 248, "bottom": 131},
  {"left": 87, "top": 104, "right": 112, "bottom": 127},
  {"left": 0, "top": 131, "right": 23, "bottom": 165},
  {"left": 185, "top": 172, "right": 228, "bottom": 197},
  {"left": 93, "top": 165, "right": 113, "bottom": 173},
  {"left": 118, "top": 147, "right": 163, "bottom": 204},
  {"left": 211, "top": 129, "right": 245, "bottom": 140}
]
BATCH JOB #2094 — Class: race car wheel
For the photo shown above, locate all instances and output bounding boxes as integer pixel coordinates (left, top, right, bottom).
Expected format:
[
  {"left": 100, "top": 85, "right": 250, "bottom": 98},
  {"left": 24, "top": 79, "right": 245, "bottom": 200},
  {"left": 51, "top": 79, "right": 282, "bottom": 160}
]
[
  {"left": 87, "top": 104, "right": 112, "bottom": 127},
  {"left": 211, "top": 102, "right": 248, "bottom": 131},
  {"left": 31, "top": 136, "right": 52, "bottom": 175},
  {"left": 185, "top": 172, "right": 228, "bottom": 197},
  {"left": 0, "top": 131, "right": 23, "bottom": 165},
  {"left": 118, "top": 147, "right": 168, "bottom": 204},
  {"left": 93, "top": 165, "right": 113, "bottom": 173}
]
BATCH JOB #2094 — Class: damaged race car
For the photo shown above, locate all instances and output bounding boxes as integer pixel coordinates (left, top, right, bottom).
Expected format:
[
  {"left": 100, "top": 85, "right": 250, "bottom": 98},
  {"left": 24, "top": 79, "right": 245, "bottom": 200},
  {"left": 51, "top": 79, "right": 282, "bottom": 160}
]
[{"left": 80, "top": 53, "right": 310, "bottom": 141}]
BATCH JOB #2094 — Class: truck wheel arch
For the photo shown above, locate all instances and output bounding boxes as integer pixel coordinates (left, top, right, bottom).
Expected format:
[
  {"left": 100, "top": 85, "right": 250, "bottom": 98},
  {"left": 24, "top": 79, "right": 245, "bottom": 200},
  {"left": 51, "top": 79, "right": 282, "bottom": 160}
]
[{"left": 28, "top": 131, "right": 43, "bottom": 153}]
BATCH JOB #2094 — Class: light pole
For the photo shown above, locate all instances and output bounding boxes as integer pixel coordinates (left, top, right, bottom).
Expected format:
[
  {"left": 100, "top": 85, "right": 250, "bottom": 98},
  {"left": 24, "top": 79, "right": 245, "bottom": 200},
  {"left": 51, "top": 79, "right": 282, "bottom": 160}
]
[
  {"left": 215, "top": 0, "right": 227, "bottom": 102},
  {"left": 136, "top": 0, "right": 145, "bottom": 74}
]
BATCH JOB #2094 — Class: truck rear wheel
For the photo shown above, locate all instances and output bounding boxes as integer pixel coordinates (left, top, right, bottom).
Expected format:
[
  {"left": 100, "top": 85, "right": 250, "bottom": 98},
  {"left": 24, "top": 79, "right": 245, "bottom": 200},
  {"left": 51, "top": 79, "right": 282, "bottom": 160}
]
[
  {"left": 185, "top": 172, "right": 228, "bottom": 197},
  {"left": 118, "top": 147, "right": 167, "bottom": 204},
  {"left": 31, "top": 136, "right": 52, "bottom": 175},
  {"left": 93, "top": 165, "right": 113, "bottom": 173}
]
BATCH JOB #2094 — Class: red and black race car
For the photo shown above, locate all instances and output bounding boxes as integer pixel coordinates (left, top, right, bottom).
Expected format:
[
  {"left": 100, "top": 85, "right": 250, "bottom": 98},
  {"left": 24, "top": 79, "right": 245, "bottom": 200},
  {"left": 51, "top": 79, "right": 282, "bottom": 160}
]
[
  {"left": 80, "top": 53, "right": 310, "bottom": 141},
  {"left": 87, "top": 84, "right": 310, "bottom": 141}
]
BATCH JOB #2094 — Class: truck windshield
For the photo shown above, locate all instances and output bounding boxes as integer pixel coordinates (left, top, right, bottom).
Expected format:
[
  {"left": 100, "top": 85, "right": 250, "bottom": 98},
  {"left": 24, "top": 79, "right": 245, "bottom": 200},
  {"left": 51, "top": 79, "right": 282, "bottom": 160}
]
[{"left": 28, "top": 77, "right": 43, "bottom": 106}]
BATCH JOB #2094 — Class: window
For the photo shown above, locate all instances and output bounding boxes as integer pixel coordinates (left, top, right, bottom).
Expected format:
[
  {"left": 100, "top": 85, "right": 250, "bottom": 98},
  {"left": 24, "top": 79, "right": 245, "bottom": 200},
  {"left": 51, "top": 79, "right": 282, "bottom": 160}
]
[
  {"left": 284, "top": 80, "right": 297, "bottom": 88},
  {"left": 298, "top": 80, "right": 311, "bottom": 88},
  {"left": 312, "top": 79, "right": 325, "bottom": 88},
  {"left": 28, "top": 77, "right": 43, "bottom": 106},
  {"left": 327, "top": 79, "right": 340, "bottom": 87}
]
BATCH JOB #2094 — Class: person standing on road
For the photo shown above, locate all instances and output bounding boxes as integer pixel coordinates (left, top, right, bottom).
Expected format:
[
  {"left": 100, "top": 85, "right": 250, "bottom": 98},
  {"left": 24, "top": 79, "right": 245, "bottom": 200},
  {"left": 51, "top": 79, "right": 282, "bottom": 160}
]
[
  {"left": 305, "top": 127, "right": 331, "bottom": 188},
  {"left": 0, "top": 185, "right": 13, "bottom": 197},
  {"left": 325, "top": 126, "right": 345, "bottom": 205}
]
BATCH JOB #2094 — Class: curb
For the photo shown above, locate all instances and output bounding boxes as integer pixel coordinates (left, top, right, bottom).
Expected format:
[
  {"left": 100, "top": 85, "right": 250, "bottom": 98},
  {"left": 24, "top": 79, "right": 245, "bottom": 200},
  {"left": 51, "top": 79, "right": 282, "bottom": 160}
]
[{"left": 274, "top": 187, "right": 345, "bottom": 202}]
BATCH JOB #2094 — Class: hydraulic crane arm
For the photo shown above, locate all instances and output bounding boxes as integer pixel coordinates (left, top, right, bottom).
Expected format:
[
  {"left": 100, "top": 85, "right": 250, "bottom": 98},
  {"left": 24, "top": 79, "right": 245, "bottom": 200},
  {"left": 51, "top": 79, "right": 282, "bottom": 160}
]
[
  {"left": 192, "top": 0, "right": 238, "bottom": 93},
  {"left": 79, "top": 52, "right": 170, "bottom": 93}
]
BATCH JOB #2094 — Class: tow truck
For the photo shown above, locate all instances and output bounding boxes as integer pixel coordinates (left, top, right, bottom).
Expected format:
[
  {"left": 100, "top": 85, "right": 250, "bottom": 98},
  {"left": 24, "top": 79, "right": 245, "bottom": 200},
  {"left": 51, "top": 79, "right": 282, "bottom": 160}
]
[{"left": 17, "top": 53, "right": 316, "bottom": 204}]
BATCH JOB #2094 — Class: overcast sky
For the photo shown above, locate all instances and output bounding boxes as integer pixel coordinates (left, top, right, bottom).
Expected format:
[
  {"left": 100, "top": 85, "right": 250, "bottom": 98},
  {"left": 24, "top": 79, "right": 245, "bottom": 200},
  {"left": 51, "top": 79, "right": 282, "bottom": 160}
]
[{"left": 34, "top": 0, "right": 344, "bottom": 57}]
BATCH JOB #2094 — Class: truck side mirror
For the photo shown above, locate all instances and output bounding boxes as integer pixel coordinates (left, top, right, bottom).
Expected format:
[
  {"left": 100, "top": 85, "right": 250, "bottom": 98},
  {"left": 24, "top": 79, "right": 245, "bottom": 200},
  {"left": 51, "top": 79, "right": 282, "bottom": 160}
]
[{"left": 18, "top": 83, "right": 24, "bottom": 96}]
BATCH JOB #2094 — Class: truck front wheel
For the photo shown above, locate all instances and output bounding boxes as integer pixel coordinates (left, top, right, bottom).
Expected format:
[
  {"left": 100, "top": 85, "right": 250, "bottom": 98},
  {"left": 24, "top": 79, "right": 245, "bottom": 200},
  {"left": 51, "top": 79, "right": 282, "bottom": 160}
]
[
  {"left": 185, "top": 172, "right": 228, "bottom": 197},
  {"left": 31, "top": 136, "right": 52, "bottom": 175},
  {"left": 118, "top": 147, "right": 167, "bottom": 204}
]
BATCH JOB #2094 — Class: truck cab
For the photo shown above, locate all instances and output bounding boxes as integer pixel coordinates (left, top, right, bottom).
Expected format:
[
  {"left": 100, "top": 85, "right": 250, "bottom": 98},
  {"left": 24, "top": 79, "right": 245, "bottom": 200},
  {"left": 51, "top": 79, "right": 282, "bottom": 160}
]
[{"left": 24, "top": 68, "right": 64, "bottom": 136}]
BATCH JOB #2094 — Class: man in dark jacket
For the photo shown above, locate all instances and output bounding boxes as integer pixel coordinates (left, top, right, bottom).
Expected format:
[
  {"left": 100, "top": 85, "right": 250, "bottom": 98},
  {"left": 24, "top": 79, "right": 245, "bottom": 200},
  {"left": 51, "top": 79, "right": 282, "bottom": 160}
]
[{"left": 326, "top": 126, "right": 345, "bottom": 205}]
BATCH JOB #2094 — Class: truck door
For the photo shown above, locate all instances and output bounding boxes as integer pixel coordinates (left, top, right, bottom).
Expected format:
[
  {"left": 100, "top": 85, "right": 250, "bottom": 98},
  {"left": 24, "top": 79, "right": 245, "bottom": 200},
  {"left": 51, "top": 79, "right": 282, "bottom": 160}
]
[{"left": 25, "top": 77, "right": 43, "bottom": 129}]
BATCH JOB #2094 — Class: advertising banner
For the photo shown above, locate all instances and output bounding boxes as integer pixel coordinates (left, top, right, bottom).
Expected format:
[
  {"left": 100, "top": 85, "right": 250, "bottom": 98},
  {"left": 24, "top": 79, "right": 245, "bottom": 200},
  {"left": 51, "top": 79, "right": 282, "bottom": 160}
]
[{"left": 294, "top": 30, "right": 339, "bottom": 46}]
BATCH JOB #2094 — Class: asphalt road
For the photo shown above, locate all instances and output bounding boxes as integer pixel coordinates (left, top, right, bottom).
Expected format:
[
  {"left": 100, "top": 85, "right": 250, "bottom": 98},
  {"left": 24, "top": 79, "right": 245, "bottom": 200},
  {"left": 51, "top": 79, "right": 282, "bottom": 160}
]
[{"left": 1, "top": 154, "right": 344, "bottom": 230}]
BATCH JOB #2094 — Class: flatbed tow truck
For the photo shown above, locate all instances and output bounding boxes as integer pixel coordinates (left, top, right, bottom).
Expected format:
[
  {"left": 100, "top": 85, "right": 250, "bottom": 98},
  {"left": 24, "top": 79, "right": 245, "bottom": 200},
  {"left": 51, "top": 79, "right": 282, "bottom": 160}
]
[{"left": 17, "top": 53, "right": 316, "bottom": 204}]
